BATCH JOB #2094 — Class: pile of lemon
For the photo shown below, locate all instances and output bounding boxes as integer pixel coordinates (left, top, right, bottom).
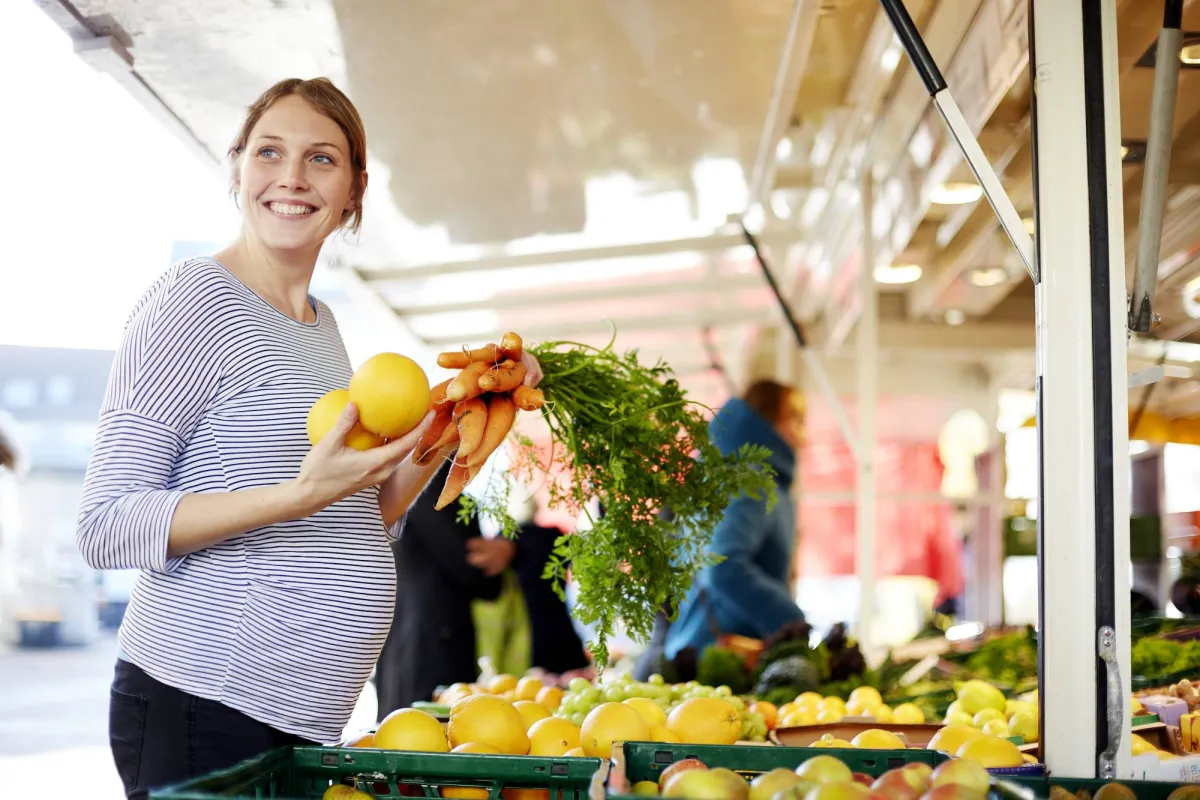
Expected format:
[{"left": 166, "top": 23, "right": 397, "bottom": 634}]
[
  {"left": 775, "top": 686, "right": 926, "bottom": 728},
  {"left": 942, "top": 679, "right": 1038, "bottom": 745}
]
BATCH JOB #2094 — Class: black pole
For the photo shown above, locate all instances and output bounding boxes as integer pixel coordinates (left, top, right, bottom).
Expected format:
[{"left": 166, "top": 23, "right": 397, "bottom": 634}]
[
  {"left": 740, "top": 221, "right": 808, "bottom": 349},
  {"left": 876, "top": 0, "right": 948, "bottom": 96}
]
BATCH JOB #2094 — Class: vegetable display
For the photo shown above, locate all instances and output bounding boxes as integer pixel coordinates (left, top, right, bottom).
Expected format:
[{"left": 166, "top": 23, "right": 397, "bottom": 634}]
[{"left": 438, "top": 330, "right": 778, "bottom": 666}]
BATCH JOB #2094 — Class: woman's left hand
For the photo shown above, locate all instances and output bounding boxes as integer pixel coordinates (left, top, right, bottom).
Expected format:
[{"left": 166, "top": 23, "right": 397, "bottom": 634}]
[{"left": 520, "top": 350, "right": 543, "bottom": 388}]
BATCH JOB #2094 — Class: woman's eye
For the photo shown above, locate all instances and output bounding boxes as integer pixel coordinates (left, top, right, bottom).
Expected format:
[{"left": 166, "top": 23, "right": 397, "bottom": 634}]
[
  {"left": 257, "top": 147, "right": 279, "bottom": 158},
  {"left": 312, "top": 154, "right": 334, "bottom": 165}
]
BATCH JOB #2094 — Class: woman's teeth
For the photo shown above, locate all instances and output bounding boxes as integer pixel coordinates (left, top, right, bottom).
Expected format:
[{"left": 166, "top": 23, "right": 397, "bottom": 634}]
[{"left": 268, "top": 202, "right": 315, "bottom": 216}]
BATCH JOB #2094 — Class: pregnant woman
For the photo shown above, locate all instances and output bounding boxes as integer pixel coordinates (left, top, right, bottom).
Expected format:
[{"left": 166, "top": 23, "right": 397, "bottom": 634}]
[{"left": 76, "top": 77, "right": 540, "bottom": 800}]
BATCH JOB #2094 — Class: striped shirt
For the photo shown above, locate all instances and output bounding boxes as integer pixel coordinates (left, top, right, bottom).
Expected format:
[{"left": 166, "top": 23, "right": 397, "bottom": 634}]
[{"left": 77, "top": 257, "right": 399, "bottom": 743}]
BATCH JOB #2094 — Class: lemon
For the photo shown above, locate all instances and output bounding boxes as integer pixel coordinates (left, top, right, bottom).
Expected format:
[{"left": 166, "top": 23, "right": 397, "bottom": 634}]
[
  {"left": 624, "top": 697, "right": 667, "bottom": 727},
  {"left": 818, "top": 697, "right": 847, "bottom": 714},
  {"left": 796, "top": 692, "right": 824, "bottom": 709},
  {"left": 448, "top": 695, "right": 530, "bottom": 755},
  {"left": 849, "top": 687, "right": 883, "bottom": 709},
  {"left": 648, "top": 723, "right": 681, "bottom": 743},
  {"left": 527, "top": 717, "right": 581, "bottom": 756},
  {"left": 956, "top": 735, "right": 1025, "bottom": 768},
  {"left": 816, "top": 708, "right": 845, "bottom": 724},
  {"left": 516, "top": 677, "right": 545, "bottom": 702},
  {"left": 973, "top": 708, "right": 1006, "bottom": 728},
  {"left": 452, "top": 742, "right": 500, "bottom": 753},
  {"left": 958, "top": 680, "right": 1007, "bottom": 715},
  {"left": 514, "top": 700, "right": 551, "bottom": 729},
  {"left": 928, "top": 723, "right": 982, "bottom": 756},
  {"left": 851, "top": 729, "right": 906, "bottom": 750},
  {"left": 306, "top": 389, "right": 386, "bottom": 450},
  {"left": 374, "top": 708, "right": 448, "bottom": 752},
  {"left": 348, "top": 352, "right": 430, "bottom": 438},
  {"left": 944, "top": 710, "right": 975, "bottom": 727},
  {"left": 665, "top": 698, "right": 740, "bottom": 745},
  {"left": 982, "top": 719, "right": 1011, "bottom": 738},
  {"left": 892, "top": 703, "right": 925, "bottom": 724},
  {"left": 486, "top": 674, "right": 518, "bottom": 695},
  {"left": 536, "top": 686, "right": 564, "bottom": 711},
  {"left": 781, "top": 708, "right": 817, "bottom": 727},
  {"left": 869, "top": 705, "right": 893, "bottom": 723},
  {"left": 1009, "top": 712, "right": 1038, "bottom": 743},
  {"left": 582, "top": 703, "right": 650, "bottom": 757},
  {"left": 810, "top": 736, "right": 854, "bottom": 749},
  {"left": 1006, "top": 699, "right": 1036, "bottom": 719}
]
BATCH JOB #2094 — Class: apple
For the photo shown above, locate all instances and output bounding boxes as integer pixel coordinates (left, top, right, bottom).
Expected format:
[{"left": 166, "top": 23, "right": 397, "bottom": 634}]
[
  {"left": 795, "top": 755, "right": 853, "bottom": 785},
  {"left": 928, "top": 759, "right": 990, "bottom": 795},
  {"left": 918, "top": 786, "right": 987, "bottom": 800},
  {"left": 657, "top": 759, "right": 707, "bottom": 791},
  {"left": 708, "top": 768, "right": 749, "bottom": 800},
  {"left": 632, "top": 781, "right": 659, "bottom": 796},
  {"left": 851, "top": 773, "right": 873, "bottom": 786},
  {"left": 770, "top": 783, "right": 819, "bottom": 800},
  {"left": 870, "top": 772, "right": 922, "bottom": 800},
  {"left": 749, "top": 768, "right": 806, "bottom": 800},
  {"left": 901, "top": 763, "right": 933, "bottom": 790},
  {"left": 662, "top": 769, "right": 733, "bottom": 800},
  {"left": 803, "top": 782, "right": 875, "bottom": 799}
]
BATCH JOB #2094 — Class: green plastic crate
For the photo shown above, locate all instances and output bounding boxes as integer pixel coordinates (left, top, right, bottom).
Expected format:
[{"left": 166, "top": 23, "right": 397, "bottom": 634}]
[
  {"left": 1032, "top": 777, "right": 1188, "bottom": 799},
  {"left": 152, "top": 745, "right": 605, "bottom": 800},
  {"left": 606, "top": 741, "right": 948, "bottom": 797}
]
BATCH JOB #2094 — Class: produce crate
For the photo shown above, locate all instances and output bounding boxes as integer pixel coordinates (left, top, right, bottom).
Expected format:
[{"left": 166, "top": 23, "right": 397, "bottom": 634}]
[
  {"left": 1030, "top": 778, "right": 1188, "bottom": 799},
  {"left": 605, "top": 740, "right": 948, "bottom": 797},
  {"left": 151, "top": 745, "right": 606, "bottom": 800}
]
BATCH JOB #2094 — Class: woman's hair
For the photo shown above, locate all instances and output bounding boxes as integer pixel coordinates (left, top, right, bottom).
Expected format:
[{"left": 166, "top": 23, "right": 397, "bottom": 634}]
[
  {"left": 742, "top": 379, "right": 799, "bottom": 425},
  {"left": 227, "top": 78, "right": 368, "bottom": 233}
]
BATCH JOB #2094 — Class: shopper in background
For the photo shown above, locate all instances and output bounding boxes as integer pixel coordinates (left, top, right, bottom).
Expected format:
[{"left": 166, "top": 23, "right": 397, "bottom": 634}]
[
  {"left": 663, "top": 380, "right": 807, "bottom": 659},
  {"left": 374, "top": 460, "right": 502, "bottom": 719},
  {"left": 74, "top": 77, "right": 541, "bottom": 800},
  {"left": 466, "top": 490, "right": 590, "bottom": 678}
]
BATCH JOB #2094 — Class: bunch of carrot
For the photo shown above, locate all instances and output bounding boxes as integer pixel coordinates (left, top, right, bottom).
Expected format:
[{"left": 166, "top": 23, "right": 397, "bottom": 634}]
[{"left": 412, "top": 331, "right": 545, "bottom": 510}]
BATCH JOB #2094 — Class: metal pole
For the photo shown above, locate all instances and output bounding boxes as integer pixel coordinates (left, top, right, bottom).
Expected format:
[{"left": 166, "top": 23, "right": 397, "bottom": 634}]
[
  {"left": 741, "top": 222, "right": 863, "bottom": 462},
  {"left": 1030, "top": 0, "right": 1130, "bottom": 779},
  {"left": 856, "top": 169, "right": 879, "bottom": 654},
  {"left": 875, "top": 0, "right": 1036, "bottom": 281},
  {"left": 1129, "top": 0, "right": 1184, "bottom": 332}
]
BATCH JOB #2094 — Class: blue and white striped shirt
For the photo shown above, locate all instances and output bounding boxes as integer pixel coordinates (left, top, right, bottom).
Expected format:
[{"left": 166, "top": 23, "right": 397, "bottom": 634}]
[{"left": 77, "top": 257, "right": 399, "bottom": 743}]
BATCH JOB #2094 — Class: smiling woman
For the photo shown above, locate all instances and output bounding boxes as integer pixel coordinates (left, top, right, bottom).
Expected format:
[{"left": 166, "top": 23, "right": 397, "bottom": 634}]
[{"left": 71, "top": 78, "right": 534, "bottom": 800}]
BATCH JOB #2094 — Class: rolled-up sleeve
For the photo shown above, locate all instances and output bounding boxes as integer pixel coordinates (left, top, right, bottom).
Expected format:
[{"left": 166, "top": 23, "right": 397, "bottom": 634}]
[{"left": 76, "top": 264, "right": 227, "bottom": 573}]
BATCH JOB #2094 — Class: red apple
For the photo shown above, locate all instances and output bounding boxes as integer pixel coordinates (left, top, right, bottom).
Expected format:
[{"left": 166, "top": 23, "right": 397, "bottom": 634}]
[
  {"left": 928, "top": 759, "right": 990, "bottom": 795},
  {"left": 803, "top": 782, "right": 876, "bottom": 799},
  {"left": 919, "top": 785, "right": 988, "bottom": 800},
  {"left": 795, "top": 755, "right": 853, "bottom": 785},
  {"left": 662, "top": 770, "right": 733, "bottom": 800},
  {"left": 901, "top": 763, "right": 933, "bottom": 791},
  {"left": 852, "top": 773, "right": 874, "bottom": 786},
  {"left": 709, "top": 768, "right": 749, "bottom": 800},
  {"left": 870, "top": 772, "right": 922, "bottom": 800},
  {"left": 657, "top": 759, "right": 707, "bottom": 791}
]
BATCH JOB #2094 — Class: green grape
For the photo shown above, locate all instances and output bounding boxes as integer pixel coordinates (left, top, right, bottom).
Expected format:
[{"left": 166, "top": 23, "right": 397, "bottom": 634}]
[
  {"left": 568, "top": 678, "right": 592, "bottom": 693},
  {"left": 685, "top": 681, "right": 701, "bottom": 689},
  {"left": 649, "top": 674, "right": 665, "bottom": 686},
  {"left": 571, "top": 711, "right": 586, "bottom": 727},
  {"left": 603, "top": 686, "right": 626, "bottom": 702},
  {"left": 726, "top": 696, "right": 745, "bottom": 711},
  {"left": 579, "top": 688, "right": 602, "bottom": 706},
  {"left": 559, "top": 695, "right": 578, "bottom": 714},
  {"left": 715, "top": 685, "right": 732, "bottom": 697}
]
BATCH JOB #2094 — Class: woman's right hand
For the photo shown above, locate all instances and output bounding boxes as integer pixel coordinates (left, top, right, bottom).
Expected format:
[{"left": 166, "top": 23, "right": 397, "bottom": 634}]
[{"left": 291, "top": 403, "right": 434, "bottom": 517}]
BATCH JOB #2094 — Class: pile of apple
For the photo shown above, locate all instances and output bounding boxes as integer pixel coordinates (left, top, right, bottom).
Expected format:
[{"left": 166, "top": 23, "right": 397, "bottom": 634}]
[{"left": 635, "top": 753, "right": 994, "bottom": 800}]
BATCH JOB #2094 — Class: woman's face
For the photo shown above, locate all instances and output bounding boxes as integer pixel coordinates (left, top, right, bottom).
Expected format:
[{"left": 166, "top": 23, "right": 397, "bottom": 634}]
[
  {"left": 776, "top": 392, "right": 807, "bottom": 451},
  {"left": 234, "top": 95, "right": 360, "bottom": 256}
]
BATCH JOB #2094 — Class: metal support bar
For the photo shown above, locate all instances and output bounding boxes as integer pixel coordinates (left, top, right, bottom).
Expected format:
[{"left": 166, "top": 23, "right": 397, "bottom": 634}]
[
  {"left": 1129, "top": 0, "right": 1184, "bottom": 333},
  {"left": 1031, "top": 0, "right": 1131, "bottom": 779},
  {"left": 855, "top": 170, "right": 879, "bottom": 655},
  {"left": 875, "top": 0, "right": 1036, "bottom": 281},
  {"left": 740, "top": 221, "right": 862, "bottom": 463}
]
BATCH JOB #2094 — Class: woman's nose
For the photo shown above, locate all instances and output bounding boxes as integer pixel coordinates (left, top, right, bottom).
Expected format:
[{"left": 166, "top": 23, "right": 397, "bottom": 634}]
[{"left": 278, "top": 156, "right": 309, "bottom": 190}]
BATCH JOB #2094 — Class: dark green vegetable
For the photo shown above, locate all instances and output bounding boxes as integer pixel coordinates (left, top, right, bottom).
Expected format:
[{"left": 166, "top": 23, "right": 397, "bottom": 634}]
[
  {"left": 754, "top": 655, "right": 821, "bottom": 698},
  {"left": 697, "top": 646, "right": 753, "bottom": 695},
  {"left": 458, "top": 331, "right": 777, "bottom": 666}
]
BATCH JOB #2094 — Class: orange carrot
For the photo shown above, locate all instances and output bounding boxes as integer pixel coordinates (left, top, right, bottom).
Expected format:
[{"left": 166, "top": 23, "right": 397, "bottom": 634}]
[
  {"left": 412, "top": 406, "right": 454, "bottom": 465},
  {"left": 499, "top": 331, "right": 523, "bottom": 362},
  {"left": 446, "top": 361, "right": 489, "bottom": 402},
  {"left": 478, "top": 359, "right": 527, "bottom": 393},
  {"left": 435, "top": 460, "right": 480, "bottom": 511},
  {"left": 437, "top": 351, "right": 471, "bottom": 369},
  {"left": 429, "top": 378, "right": 453, "bottom": 411},
  {"left": 453, "top": 397, "right": 488, "bottom": 459},
  {"left": 466, "top": 394, "right": 517, "bottom": 468},
  {"left": 468, "top": 343, "right": 501, "bottom": 364},
  {"left": 513, "top": 385, "right": 545, "bottom": 411}
]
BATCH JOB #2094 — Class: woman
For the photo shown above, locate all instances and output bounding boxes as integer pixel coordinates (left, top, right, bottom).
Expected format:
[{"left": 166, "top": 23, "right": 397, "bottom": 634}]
[
  {"left": 663, "top": 379, "right": 806, "bottom": 659},
  {"left": 374, "top": 460, "right": 503, "bottom": 719},
  {"left": 76, "top": 78, "right": 540, "bottom": 800}
]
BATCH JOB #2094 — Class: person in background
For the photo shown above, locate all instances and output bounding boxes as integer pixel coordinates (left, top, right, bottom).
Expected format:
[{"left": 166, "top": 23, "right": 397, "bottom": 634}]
[
  {"left": 664, "top": 379, "right": 807, "bottom": 659},
  {"left": 374, "top": 459, "right": 502, "bottom": 719},
  {"left": 466, "top": 491, "right": 590, "bottom": 677}
]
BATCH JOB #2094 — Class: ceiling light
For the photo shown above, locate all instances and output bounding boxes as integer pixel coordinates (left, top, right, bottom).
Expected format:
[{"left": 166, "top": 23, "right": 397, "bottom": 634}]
[
  {"left": 880, "top": 44, "right": 902, "bottom": 72},
  {"left": 874, "top": 263, "right": 923, "bottom": 284},
  {"left": 775, "top": 136, "right": 794, "bottom": 162},
  {"left": 969, "top": 267, "right": 1008, "bottom": 288},
  {"left": 1022, "top": 217, "right": 1035, "bottom": 234},
  {"left": 931, "top": 182, "right": 983, "bottom": 205},
  {"left": 945, "top": 309, "right": 966, "bottom": 326},
  {"left": 1182, "top": 43, "right": 1200, "bottom": 65}
]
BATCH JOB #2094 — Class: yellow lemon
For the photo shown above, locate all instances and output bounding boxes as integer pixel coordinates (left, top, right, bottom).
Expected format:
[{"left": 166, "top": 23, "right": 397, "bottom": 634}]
[
  {"left": 536, "top": 686, "right": 564, "bottom": 711},
  {"left": 623, "top": 697, "right": 667, "bottom": 727},
  {"left": 957, "top": 680, "right": 1007, "bottom": 716},
  {"left": 927, "top": 724, "right": 983, "bottom": 756},
  {"left": 811, "top": 735, "right": 855, "bottom": 748},
  {"left": 781, "top": 708, "right": 818, "bottom": 728},
  {"left": 1006, "top": 699, "right": 1036, "bottom": 719},
  {"left": 850, "top": 729, "right": 906, "bottom": 750},
  {"left": 486, "top": 674, "right": 518, "bottom": 695},
  {"left": 514, "top": 700, "right": 551, "bottom": 729},
  {"left": 892, "top": 703, "right": 925, "bottom": 724},
  {"left": 516, "top": 677, "right": 545, "bottom": 702},
  {"left": 452, "top": 742, "right": 499, "bottom": 754},
  {"left": 306, "top": 389, "right": 385, "bottom": 450},
  {"left": 648, "top": 723, "right": 681, "bottom": 743},
  {"left": 818, "top": 697, "right": 847, "bottom": 714},
  {"left": 447, "top": 695, "right": 529, "bottom": 755},
  {"left": 348, "top": 353, "right": 431, "bottom": 438},
  {"left": 973, "top": 708, "right": 1006, "bottom": 728},
  {"left": 816, "top": 708, "right": 845, "bottom": 724},
  {"left": 374, "top": 708, "right": 448, "bottom": 752},
  {"left": 665, "top": 698, "right": 741, "bottom": 745},
  {"left": 956, "top": 735, "right": 1025, "bottom": 768},
  {"left": 849, "top": 687, "right": 883, "bottom": 709},
  {"left": 868, "top": 705, "right": 893, "bottom": 723},
  {"left": 944, "top": 710, "right": 975, "bottom": 727},
  {"left": 797, "top": 692, "right": 824, "bottom": 709},
  {"left": 581, "top": 703, "right": 650, "bottom": 757},
  {"left": 1008, "top": 711, "right": 1038, "bottom": 743},
  {"left": 527, "top": 717, "right": 581, "bottom": 756},
  {"left": 981, "top": 719, "right": 1011, "bottom": 738}
]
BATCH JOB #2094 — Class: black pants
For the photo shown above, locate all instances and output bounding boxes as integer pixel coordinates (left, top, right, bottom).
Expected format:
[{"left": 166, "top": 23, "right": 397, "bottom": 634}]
[{"left": 109, "top": 659, "right": 317, "bottom": 800}]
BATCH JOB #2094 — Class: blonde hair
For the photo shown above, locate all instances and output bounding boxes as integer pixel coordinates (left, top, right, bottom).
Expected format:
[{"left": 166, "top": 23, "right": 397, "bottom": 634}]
[{"left": 228, "top": 78, "right": 368, "bottom": 233}]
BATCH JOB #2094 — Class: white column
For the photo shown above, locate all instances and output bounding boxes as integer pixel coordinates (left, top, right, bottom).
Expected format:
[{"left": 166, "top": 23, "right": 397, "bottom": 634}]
[
  {"left": 855, "top": 169, "right": 878, "bottom": 654},
  {"left": 1031, "top": 0, "right": 1130, "bottom": 779}
]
